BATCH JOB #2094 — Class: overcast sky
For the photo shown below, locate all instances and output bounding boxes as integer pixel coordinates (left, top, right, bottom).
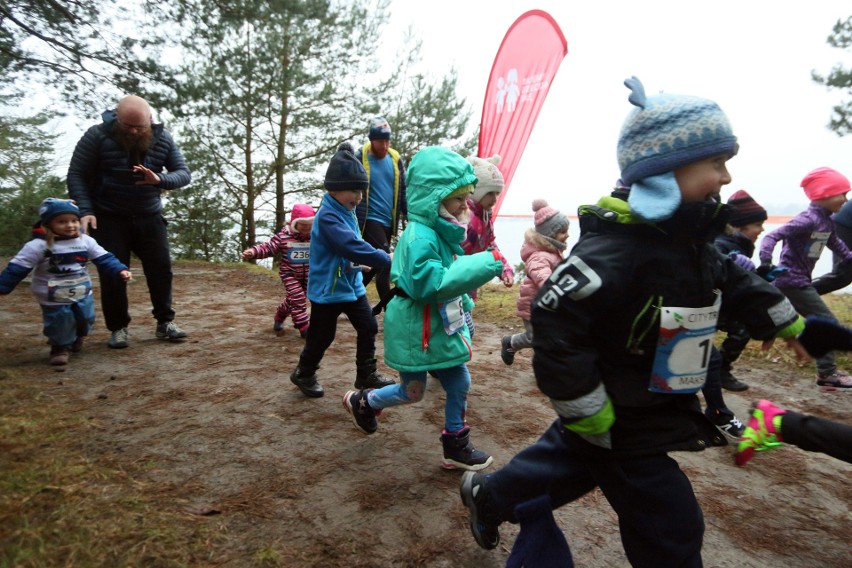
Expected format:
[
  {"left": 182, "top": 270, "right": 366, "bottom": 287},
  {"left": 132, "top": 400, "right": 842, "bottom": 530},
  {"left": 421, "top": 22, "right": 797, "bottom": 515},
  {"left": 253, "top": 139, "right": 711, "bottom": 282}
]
[{"left": 389, "top": 1, "right": 852, "bottom": 217}]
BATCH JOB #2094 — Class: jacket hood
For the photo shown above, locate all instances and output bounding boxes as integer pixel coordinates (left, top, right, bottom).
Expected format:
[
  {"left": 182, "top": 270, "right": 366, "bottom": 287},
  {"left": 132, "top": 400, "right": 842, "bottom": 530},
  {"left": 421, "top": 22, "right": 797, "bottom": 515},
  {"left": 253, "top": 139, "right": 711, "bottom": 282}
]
[{"left": 406, "top": 147, "right": 477, "bottom": 226}]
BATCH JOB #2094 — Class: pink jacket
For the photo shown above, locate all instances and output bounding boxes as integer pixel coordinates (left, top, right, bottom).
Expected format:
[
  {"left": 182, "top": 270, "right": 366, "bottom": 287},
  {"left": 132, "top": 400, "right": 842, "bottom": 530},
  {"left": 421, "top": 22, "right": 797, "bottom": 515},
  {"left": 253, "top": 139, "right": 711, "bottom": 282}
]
[
  {"left": 516, "top": 229, "right": 564, "bottom": 320},
  {"left": 461, "top": 199, "right": 513, "bottom": 281}
]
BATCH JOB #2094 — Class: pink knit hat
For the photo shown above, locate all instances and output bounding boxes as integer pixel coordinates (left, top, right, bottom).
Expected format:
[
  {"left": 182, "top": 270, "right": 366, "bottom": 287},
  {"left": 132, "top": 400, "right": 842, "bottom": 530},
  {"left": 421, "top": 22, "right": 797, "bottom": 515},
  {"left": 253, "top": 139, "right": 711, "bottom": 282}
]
[
  {"left": 801, "top": 167, "right": 850, "bottom": 202},
  {"left": 289, "top": 203, "right": 315, "bottom": 231},
  {"left": 532, "top": 199, "right": 569, "bottom": 237}
]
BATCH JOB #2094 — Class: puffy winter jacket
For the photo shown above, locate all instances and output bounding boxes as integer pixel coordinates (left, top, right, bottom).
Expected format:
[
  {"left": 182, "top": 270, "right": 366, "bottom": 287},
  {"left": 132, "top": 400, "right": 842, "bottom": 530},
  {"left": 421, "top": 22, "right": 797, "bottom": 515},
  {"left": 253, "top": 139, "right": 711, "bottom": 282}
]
[
  {"left": 516, "top": 229, "right": 564, "bottom": 321},
  {"left": 66, "top": 109, "right": 191, "bottom": 217},
  {"left": 383, "top": 147, "right": 503, "bottom": 372}
]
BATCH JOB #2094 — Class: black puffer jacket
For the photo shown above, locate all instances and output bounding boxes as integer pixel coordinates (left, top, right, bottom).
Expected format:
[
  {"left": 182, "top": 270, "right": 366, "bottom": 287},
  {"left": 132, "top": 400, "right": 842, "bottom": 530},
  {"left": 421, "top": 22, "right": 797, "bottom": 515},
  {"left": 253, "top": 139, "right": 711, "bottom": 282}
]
[
  {"left": 530, "top": 193, "right": 799, "bottom": 457},
  {"left": 66, "top": 109, "right": 191, "bottom": 217}
]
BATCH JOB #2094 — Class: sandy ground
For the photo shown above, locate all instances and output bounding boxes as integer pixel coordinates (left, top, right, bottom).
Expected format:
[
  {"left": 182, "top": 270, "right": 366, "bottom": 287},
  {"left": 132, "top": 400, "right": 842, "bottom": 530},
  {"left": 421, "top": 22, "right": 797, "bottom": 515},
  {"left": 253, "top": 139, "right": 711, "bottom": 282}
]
[{"left": 1, "top": 260, "right": 851, "bottom": 567}]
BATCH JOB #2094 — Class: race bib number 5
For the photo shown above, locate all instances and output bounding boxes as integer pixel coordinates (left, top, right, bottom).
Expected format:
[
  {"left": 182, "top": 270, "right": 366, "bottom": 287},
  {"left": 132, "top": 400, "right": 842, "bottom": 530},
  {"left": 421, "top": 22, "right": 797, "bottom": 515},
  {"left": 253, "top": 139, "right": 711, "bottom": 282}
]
[
  {"left": 47, "top": 275, "right": 92, "bottom": 303},
  {"left": 649, "top": 293, "right": 721, "bottom": 394}
]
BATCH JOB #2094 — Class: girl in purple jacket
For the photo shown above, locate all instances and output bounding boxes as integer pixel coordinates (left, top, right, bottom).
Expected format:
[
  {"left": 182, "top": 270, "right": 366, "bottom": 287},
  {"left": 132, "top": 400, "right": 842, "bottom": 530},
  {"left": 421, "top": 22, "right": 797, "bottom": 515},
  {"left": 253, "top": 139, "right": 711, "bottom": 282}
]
[{"left": 759, "top": 167, "right": 852, "bottom": 391}]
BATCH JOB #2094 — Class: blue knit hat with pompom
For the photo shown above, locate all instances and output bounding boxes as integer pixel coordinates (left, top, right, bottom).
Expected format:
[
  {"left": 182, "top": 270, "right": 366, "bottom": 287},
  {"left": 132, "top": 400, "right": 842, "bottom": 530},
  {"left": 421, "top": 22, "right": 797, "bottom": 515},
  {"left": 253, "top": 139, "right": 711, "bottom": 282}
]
[{"left": 617, "top": 77, "right": 738, "bottom": 222}]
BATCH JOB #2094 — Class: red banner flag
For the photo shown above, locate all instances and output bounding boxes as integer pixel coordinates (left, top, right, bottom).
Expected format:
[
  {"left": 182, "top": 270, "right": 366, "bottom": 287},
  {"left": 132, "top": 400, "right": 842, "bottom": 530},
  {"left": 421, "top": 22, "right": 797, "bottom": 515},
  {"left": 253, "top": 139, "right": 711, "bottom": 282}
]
[{"left": 479, "top": 10, "right": 567, "bottom": 217}]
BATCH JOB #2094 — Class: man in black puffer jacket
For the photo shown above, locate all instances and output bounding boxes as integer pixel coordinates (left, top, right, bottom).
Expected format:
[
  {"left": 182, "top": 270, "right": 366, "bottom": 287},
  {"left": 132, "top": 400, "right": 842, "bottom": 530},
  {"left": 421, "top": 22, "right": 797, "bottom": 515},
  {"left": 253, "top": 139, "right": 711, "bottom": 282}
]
[{"left": 67, "top": 95, "right": 192, "bottom": 348}]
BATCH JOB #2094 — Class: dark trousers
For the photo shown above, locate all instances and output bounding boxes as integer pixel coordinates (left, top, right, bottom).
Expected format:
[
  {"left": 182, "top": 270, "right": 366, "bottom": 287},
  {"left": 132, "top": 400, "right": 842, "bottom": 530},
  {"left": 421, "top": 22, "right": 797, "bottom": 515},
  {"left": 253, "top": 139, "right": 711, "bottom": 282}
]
[
  {"left": 784, "top": 410, "right": 852, "bottom": 464},
  {"left": 701, "top": 346, "right": 727, "bottom": 413},
  {"left": 360, "top": 219, "right": 392, "bottom": 300},
  {"left": 297, "top": 295, "right": 377, "bottom": 370},
  {"left": 90, "top": 213, "right": 174, "bottom": 331},
  {"left": 486, "top": 421, "right": 704, "bottom": 568}
]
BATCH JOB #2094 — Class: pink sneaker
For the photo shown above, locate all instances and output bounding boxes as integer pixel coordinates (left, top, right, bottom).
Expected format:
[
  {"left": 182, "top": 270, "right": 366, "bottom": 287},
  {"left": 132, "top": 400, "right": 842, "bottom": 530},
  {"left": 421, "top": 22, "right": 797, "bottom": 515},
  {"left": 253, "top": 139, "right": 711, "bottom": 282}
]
[
  {"left": 735, "top": 400, "right": 786, "bottom": 467},
  {"left": 816, "top": 370, "right": 852, "bottom": 392}
]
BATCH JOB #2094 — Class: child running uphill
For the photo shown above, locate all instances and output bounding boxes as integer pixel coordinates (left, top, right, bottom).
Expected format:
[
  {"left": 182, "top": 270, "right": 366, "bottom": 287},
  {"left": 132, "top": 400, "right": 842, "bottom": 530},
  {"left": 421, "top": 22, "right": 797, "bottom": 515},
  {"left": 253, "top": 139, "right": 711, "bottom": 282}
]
[
  {"left": 0, "top": 198, "right": 131, "bottom": 367},
  {"left": 242, "top": 203, "right": 314, "bottom": 337},
  {"left": 343, "top": 146, "right": 504, "bottom": 471},
  {"left": 501, "top": 199, "right": 569, "bottom": 365},
  {"left": 459, "top": 77, "right": 808, "bottom": 565},
  {"left": 288, "top": 143, "right": 395, "bottom": 398},
  {"left": 759, "top": 167, "right": 852, "bottom": 391}
]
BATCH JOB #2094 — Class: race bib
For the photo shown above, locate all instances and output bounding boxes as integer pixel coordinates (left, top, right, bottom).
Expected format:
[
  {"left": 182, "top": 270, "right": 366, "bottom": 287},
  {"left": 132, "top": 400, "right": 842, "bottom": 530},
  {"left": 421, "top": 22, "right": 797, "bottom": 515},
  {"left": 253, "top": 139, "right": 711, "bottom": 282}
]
[
  {"left": 439, "top": 296, "right": 465, "bottom": 335},
  {"left": 649, "top": 293, "right": 721, "bottom": 394},
  {"left": 286, "top": 242, "right": 310, "bottom": 264},
  {"left": 47, "top": 275, "right": 92, "bottom": 303}
]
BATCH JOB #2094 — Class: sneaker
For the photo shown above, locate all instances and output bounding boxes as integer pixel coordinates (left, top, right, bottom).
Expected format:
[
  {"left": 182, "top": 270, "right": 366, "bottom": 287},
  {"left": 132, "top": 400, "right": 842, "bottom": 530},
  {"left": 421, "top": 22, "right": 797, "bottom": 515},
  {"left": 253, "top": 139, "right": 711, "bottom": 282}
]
[
  {"left": 71, "top": 336, "right": 85, "bottom": 353},
  {"left": 706, "top": 409, "right": 745, "bottom": 441},
  {"left": 460, "top": 471, "right": 500, "bottom": 550},
  {"left": 816, "top": 370, "right": 852, "bottom": 392},
  {"left": 343, "top": 390, "right": 377, "bottom": 434},
  {"left": 290, "top": 368, "right": 324, "bottom": 398},
  {"left": 156, "top": 321, "right": 188, "bottom": 341},
  {"left": 500, "top": 336, "right": 515, "bottom": 366},
  {"left": 108, "top": 328, "right": 129, "bottom": 349},
  {"left": 49, "top": 346, "right": 70, "bottom": 366},
  {"left": 735, "top": 400, "right": 786, "bottom": 467},
  {"left": 720, "top": 369, "right": 749, "bottom": 391}
]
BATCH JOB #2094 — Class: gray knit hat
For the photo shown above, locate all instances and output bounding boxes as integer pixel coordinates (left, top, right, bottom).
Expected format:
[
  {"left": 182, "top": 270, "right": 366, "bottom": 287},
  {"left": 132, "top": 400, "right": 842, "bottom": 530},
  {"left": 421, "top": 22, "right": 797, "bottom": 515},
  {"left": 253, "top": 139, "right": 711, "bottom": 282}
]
[
  {"left": 617, "top": 76, "right": 738, "bottom": 222},
  {"left": 533, "top": 199, "right": 569, "bottom": 237},
  {"left": 324, "top": 142, "right": 368, "bottom": 191}
]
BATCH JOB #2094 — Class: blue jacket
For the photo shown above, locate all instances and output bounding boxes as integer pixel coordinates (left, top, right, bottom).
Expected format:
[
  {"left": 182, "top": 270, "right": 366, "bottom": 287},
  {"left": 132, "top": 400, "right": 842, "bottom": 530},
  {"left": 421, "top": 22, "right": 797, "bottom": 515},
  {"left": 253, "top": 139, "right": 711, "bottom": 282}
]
[
  {"left": 66, "top": 109, "right": 191, "bottom": 217},
  {"left": 307, "top": 192, "right": 391, "bottom": 304}
]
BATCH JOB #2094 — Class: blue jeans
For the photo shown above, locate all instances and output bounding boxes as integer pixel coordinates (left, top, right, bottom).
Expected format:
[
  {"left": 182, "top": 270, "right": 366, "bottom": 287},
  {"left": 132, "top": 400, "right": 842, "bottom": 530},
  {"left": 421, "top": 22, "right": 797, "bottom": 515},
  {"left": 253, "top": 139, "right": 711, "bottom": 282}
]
[
  {"left": 41, "top": 295, "right": 95, "bottom": 348},
  {"left": 366, "top": 364, "right": 471, "bottom": 432}
]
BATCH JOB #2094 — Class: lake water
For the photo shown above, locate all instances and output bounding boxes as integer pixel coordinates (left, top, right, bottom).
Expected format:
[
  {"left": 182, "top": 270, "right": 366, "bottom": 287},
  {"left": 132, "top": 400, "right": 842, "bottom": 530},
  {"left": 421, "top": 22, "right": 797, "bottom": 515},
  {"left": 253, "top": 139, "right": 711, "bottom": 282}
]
[{"left": 493, "top": 216, "right": 852, "bottom": 294}]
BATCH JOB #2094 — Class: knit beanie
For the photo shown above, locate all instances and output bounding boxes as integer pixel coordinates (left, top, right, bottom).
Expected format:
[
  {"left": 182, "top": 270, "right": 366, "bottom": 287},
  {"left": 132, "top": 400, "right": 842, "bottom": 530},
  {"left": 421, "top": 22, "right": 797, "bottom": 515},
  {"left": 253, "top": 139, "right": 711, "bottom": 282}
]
[
  {"left": 801, "top": 167, "right": 850, "bottom": 202},
  {"left": 468, "top": 154, "right": 504, "bottom": 203},
  {"left": 39, "top": 198, "right": 80, "bottom": 226},
  {"left": 324, "top": 142, "right": 369, "bottom": 191},
  {"left": 368, "top": 116, "right": 392, "bottom": 141},
  {"left": 289, "top": 203, "right": 315, "bottom": 231},
  {"left": 533, "top": 199, "right": 569, "bottom": 237},
  {"left": 617, "top": 76, "right": 738, "bottom": 222},
  {"left": 727, "top": 190, "right": 767, "bottom": 226}
]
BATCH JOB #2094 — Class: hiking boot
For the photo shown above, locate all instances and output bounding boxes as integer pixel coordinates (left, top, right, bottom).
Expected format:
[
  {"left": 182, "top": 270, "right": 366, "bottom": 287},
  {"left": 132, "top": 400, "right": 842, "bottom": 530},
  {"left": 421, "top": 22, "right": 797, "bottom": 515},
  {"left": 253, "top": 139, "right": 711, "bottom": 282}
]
[
  {"left": 71, "top": 336, "right": 85, "bottom": 353},
  {"left": 441, "top": 426, "right": 493, "bottom": 471},
  {"left": 500, "top": 336, "right": 515, "bottom": 366},
  {"left": 735, "top": 400, "right": 786, "bottom": 467},
  {"left": 354, "top": 358, "right": 396, "bottom": 389},
  {"left": 49, "top": 346, "right": 70, "bottom": 366},
  {"left": 108, "top": 328, "right": 129, "bottom": 349},
  {"left": 460, "top": 471, "right": 501, "bottom": 550},
  {"left": 290, "top": 367, "right": 324, "bottom": 398},
  {"left": 816, "top": 370, "right": 852, "bottom": 392},
  {"left": 156, "top": 321, "right": 188, "bottom": 341},
  {"left": 706, "top": 408, "right": 745, "bottom": 441},
  {"left": 720, "top": 368, "right": 749, "bottom": 391},
  {"left": 343, "top": 390, "right": 377, "bottom": 434}
]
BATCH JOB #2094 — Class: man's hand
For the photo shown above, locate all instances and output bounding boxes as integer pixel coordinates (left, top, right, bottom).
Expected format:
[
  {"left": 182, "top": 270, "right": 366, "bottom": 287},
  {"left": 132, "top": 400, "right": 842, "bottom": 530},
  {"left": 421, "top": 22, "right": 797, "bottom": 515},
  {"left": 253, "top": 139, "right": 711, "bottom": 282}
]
[
  {"left": 80, "top": 215, "right": 97, "bottom": 233},
  {"left": 133, "top": 165, "right": 161, "bottom": 185}
]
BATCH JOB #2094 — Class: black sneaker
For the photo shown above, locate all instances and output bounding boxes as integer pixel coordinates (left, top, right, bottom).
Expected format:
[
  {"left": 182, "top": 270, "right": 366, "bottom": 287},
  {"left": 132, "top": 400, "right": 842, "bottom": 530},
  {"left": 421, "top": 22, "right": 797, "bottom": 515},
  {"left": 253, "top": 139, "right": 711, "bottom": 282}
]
[
  {"left": 720, "top": 369, "right": 749, "bottom": 391},
  {"left": 156, "top": 321, "right": 187, "bottom": 341},
  {"left": 290, "top": 368, "right": 324, "bottom": 398},
  {"left": 343, "top": 390, "right": 377, "bottom": 434},
  {"left": 500, "top": 336, "right": 515, "bottom": 365},
  {"left": 706, "top": 409, "right": 745, "bottom": 441},
  {"left": 460, "top": 471, "right": 500, "bottom": 550}
]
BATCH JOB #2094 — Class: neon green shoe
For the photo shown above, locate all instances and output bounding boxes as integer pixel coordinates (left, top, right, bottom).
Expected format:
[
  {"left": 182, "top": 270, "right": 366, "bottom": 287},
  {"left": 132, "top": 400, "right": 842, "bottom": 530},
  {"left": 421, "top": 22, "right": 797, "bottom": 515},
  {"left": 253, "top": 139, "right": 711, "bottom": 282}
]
[{"left": 735, "top": 400, "right": 786, "bottom": 467}]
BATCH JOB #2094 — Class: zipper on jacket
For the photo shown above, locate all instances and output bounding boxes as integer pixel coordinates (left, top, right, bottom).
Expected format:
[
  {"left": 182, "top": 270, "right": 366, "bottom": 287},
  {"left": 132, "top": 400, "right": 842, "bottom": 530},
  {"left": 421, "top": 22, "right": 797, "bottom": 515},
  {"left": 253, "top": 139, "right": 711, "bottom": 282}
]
[{"left": 421, "top": 304, "right": 430, "bottom": 351}]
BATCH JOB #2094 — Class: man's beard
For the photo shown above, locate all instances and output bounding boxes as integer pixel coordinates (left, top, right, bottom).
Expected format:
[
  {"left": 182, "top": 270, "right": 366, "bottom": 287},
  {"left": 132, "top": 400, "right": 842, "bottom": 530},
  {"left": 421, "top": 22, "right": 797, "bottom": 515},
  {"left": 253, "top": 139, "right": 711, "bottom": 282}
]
[{"left": 115, "top": 123, "right": 153, "bottom": 161}]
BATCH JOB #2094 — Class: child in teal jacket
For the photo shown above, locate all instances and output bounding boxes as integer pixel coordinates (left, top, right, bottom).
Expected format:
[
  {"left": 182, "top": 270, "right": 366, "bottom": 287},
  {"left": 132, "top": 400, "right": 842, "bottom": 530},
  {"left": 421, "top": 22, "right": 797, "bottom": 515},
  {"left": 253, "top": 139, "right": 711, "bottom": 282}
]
[{"left": 343, "top": 146, "right": 504, "bottom": 471}]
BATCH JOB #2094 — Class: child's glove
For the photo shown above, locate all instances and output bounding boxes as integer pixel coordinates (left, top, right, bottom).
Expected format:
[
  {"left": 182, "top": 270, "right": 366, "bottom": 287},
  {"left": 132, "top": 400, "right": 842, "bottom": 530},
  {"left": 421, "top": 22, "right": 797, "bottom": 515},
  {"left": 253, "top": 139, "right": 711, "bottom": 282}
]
[
  {"left": 797, "top": 316, "right": 852, "bottom": 358},
  {"left": 506, "top": 494, "right": 574, "bottom": 568},
  {"left": 756, "top": 261, "right": 787, "bottom": 282},
  {"left": 729, "top": 252, "right": 756, "bottom": 272}
]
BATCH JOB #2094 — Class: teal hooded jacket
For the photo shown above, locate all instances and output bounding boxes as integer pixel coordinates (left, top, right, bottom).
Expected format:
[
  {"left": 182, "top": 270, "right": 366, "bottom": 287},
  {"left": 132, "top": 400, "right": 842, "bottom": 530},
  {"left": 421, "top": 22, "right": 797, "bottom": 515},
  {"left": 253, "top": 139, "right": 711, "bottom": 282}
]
[{"left": 383, "top": 147, "right": 504, "bottom": 372}]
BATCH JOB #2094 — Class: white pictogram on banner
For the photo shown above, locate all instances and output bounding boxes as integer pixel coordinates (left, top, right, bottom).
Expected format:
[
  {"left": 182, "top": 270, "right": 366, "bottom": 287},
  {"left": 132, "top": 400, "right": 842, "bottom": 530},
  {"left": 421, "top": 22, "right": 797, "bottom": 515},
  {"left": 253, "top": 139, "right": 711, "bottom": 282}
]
[{"left": 494, "top": 69, "right": 551, "bottom": 115}]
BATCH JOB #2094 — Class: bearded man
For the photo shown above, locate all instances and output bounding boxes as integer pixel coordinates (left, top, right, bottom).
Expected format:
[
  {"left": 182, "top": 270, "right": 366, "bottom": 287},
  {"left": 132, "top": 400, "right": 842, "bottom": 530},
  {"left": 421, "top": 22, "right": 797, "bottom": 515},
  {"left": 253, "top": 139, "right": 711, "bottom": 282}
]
[{"left": 67, "top": 95, "right": 192, "bottom": 348}]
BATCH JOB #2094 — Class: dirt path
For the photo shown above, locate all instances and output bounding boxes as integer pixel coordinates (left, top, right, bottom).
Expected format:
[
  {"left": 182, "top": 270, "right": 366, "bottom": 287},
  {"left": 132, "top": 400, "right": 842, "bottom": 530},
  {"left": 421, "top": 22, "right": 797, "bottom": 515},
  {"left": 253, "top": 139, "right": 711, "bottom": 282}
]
[{"left": 1, "top": 261, "right": 851, "bottom": 567}]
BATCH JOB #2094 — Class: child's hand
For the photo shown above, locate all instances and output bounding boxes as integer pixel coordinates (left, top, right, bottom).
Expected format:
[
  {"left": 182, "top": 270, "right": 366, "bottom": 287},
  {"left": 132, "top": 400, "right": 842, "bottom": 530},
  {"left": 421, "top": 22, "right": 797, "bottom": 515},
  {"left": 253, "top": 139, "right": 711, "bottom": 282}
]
[
  {"left": 120, "top": 270, "right": 133, "bottom": 283},
  {"left": 242, "top": 249, "right": 254, "bottom": 259},
  {"left": 502, "top": 274, "right": 514, "bottom": 287},
  {"left": 761, "top": 337, "right": 812, "bottom": 362}
]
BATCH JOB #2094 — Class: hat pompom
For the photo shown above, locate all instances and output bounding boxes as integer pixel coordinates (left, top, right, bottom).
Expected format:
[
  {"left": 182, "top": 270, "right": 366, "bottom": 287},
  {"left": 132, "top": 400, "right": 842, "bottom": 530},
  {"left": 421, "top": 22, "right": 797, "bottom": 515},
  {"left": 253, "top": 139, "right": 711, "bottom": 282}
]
[{"left": 532, "top": 199, "right": 549, "bottom": 212}]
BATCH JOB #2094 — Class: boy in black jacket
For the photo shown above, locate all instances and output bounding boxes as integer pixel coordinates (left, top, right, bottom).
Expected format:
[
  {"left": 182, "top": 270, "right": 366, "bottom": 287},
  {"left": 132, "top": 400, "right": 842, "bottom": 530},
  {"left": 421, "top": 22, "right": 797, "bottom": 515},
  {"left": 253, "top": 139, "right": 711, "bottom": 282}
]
[{"left": 460, "top": 77, "right": 809, "bottom": 567}]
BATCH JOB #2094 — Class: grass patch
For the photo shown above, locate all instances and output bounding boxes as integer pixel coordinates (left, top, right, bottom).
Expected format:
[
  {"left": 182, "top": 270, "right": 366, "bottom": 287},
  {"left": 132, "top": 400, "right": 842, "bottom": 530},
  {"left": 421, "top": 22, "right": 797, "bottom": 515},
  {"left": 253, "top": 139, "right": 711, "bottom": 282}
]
[{"left": 0, "top": 380, "right": 222, "bottom": 567}]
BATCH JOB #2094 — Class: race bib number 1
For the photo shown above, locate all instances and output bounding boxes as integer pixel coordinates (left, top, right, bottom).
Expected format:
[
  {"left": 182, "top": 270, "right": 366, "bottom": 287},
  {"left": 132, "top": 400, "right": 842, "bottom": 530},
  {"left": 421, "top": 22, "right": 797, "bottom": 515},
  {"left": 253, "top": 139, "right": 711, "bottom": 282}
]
[{"left": 649, "top": 293, "right": 721, "bottom": 394}]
